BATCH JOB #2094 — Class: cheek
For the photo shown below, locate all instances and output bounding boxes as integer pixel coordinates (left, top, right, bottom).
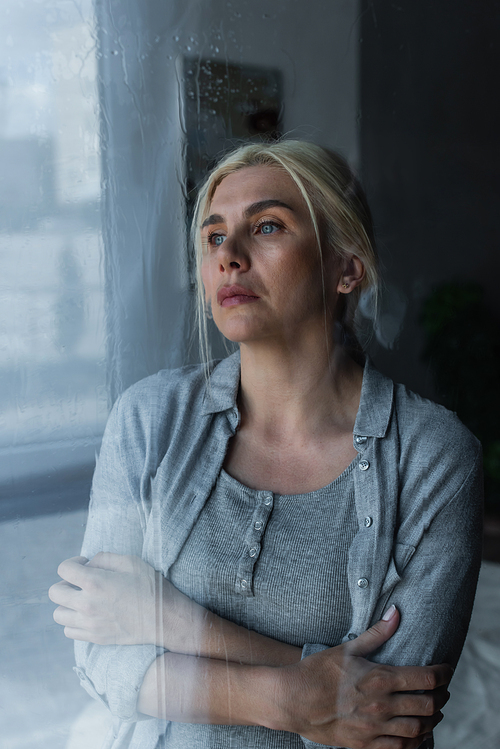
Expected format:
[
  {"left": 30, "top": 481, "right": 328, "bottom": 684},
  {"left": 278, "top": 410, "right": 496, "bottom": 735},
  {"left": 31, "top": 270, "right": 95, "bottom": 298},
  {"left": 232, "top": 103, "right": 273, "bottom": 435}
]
[
  {"left": 200, "top": 260, "right": 214, "bottom": 300},
  {"left": 279, "top": 253, "right": 322, "bottom": 293}
]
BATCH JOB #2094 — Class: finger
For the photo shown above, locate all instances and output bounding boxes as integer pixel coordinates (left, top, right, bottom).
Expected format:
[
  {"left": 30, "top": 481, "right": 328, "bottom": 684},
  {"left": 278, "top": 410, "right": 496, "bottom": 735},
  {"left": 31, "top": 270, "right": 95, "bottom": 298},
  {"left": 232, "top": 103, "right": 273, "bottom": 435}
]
[
  {"left": 384, "top": 711, "right": 443, "bottom": 739},
  {"left": 370, "top": 735, "right": 429, "bottom": 749},
  {"left": 390, "top": 663, "right": 454, "bottom": 693},
  {"left": 48, "top": 580, "right": 83, "bottom": 607},
  {"left": 63, "top": 626, "right": 116, "bottom": 645},
  {"left": 392, "top": 686, "right": 450, "bottom": 717},
  {"left": 348, "top": 605, "right": 400, "bottom": 657},
  {"left": 57, "top": 557, "right": 96, "bottom": 587},
  {"left": 53, "top": 605, "right": 82, "bottom": 628},
  {"left": 86, "top": 552, "right": 137, "bottom": 572},
  {"left": 62, "top": 626, "right": 96, "bottom": 642}
]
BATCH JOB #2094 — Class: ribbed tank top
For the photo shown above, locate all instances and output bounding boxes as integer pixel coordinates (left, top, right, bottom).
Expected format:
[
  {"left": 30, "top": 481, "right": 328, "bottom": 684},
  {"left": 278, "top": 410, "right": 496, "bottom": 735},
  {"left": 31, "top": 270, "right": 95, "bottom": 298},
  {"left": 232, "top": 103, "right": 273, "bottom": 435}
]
[{"left": 163, "top": 461, "right": 358, "bottom": 748}]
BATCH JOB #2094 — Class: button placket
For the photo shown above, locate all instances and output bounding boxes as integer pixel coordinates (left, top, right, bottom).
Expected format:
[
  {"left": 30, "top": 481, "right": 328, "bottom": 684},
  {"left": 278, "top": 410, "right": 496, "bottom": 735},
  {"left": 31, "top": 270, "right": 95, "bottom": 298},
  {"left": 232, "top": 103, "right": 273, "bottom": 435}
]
[
  {"left": 352, "top": 435, "right": 377, "bottom": 631},
  {"left": 355, "top": 470, "right": 371, "bottom": 592},
  {"left": 235, "top": 491, "right": 274, "bottom": 596}
]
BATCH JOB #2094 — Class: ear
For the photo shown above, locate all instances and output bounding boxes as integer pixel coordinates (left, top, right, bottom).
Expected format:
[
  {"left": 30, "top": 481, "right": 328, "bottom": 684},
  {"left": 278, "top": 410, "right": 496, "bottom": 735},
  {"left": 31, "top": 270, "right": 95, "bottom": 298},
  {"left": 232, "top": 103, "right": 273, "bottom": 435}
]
[{"left": 337, "top": 255, "right": 365, "bottom": 294}]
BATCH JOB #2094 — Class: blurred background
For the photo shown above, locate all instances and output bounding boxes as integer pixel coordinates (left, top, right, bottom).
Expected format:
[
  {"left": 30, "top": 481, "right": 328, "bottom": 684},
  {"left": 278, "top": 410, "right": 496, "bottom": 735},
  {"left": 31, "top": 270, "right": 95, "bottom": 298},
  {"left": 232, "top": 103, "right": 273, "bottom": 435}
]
[{"left": 0, "top": 1, "right": 499, "bottom": 747}]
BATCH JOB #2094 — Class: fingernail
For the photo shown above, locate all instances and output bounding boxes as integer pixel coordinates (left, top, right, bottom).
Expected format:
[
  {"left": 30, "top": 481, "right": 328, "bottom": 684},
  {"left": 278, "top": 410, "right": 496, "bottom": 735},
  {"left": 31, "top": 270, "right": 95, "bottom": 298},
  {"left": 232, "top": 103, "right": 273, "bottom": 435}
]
[{"left": 382, "top": 604, "right": 396, "bottom": 621}]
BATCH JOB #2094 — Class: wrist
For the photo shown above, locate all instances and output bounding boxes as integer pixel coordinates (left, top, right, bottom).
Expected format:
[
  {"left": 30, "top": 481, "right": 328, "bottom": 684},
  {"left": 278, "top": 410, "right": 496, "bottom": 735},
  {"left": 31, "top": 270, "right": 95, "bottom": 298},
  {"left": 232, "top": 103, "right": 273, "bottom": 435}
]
[
  {"left": 269, "top": 661, "right": 322, "bottom": 736},
  {"left": 158, "top": 577, "right": 199, "bottom": 651},
  {"left": 239, "top": 664, "right": 290, "bottom": 731}
]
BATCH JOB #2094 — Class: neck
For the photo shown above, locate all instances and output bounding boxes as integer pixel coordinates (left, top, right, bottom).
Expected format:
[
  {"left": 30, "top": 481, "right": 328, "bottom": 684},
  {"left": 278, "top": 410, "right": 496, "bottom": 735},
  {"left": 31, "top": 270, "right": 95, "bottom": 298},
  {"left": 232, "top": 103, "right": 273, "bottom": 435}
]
[{"left": 238, "top": 337, "right": 364, "bottom": 442}]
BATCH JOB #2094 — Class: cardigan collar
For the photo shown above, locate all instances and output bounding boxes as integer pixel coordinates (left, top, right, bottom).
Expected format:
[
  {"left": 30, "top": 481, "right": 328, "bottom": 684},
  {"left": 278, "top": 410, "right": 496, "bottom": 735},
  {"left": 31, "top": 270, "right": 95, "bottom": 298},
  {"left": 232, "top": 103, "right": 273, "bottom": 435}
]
[{"left": 202, "top": 349, "right": 394, "bottom": 439}]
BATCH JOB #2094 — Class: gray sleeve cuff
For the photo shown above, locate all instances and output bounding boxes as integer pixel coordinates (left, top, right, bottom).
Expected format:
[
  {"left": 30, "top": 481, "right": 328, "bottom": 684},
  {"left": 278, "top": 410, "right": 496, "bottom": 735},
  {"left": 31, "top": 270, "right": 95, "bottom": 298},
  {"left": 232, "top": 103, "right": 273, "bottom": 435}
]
[
  {"left": 299, "top": 731, "right": 342, "bottom": 748},
  {"left": 301, "top": 642, "right": 330, "bottom": 659},
  {"left": 74, "top": 641, "right": 163, "bottom": 722}
]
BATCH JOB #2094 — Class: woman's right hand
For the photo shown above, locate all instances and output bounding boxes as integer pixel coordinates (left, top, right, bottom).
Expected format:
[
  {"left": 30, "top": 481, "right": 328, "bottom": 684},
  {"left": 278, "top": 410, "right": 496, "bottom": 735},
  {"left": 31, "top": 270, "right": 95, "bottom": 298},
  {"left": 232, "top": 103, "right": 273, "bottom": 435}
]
[{"left": 274, "top": 605, "right": 452, "bottom": 749}]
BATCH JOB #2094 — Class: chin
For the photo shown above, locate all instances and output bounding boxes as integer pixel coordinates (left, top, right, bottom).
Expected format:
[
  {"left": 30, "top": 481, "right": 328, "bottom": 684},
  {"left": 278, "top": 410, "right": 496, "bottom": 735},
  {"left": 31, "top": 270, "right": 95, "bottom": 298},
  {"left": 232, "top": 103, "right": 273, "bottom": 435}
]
[{"left": 214, "top": 318, "right": 267, "bottom": 345}]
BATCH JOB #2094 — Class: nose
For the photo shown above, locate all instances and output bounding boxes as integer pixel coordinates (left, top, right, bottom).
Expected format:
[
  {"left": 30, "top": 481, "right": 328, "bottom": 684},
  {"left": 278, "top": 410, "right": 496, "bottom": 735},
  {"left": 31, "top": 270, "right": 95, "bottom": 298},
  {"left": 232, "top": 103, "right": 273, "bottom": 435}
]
[{"left": 216, "top": 234, "right": 250, "bottom": 274}]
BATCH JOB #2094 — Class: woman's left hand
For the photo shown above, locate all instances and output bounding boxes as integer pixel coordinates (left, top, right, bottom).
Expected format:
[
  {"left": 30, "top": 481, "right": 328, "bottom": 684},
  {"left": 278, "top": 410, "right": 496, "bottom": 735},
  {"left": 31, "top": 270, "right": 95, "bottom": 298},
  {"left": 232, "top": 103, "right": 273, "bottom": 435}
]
[{"left": 48, "top": 553, "right": 160, "bottom": 645}]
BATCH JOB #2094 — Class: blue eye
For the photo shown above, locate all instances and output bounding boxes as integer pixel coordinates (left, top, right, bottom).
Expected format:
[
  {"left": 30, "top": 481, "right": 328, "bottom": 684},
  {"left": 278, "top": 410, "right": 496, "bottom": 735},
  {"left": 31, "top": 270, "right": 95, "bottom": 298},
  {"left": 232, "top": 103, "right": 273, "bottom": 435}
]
[
  {"left": 260, "top": 222, "right": 278, "bottom": 235},
  {"left": 208, "top": 233, "right": 225, "bottom": 246}
]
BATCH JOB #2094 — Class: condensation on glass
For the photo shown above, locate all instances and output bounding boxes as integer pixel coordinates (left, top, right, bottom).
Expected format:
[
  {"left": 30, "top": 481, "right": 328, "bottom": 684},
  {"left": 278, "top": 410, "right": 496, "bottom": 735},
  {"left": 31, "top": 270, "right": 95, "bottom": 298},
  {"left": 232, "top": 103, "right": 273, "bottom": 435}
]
[
  {"left": 0, "top": 1, "right": 105, "bottom": 746},
  {"left": 0, "top": 0, "right": 106, "bottom": 488},
  {"left": 0, "top": 1, "right": 363, "bottom": 747}
]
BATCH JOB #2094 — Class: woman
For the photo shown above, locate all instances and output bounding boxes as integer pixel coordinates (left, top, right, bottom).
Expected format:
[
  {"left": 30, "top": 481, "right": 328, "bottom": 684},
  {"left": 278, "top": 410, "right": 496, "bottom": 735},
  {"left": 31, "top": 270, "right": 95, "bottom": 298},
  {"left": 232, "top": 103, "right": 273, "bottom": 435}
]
[{"left": 49, "top": 140, "right": 482, "bottom": 749}]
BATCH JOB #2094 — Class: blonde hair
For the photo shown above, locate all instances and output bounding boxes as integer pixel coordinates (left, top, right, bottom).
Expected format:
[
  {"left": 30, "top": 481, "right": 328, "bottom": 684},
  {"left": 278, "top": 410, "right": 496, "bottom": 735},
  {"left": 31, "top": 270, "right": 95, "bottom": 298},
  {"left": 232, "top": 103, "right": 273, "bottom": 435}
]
[{"left": 191, "top": 139, "right": 379, "bottom": 365}]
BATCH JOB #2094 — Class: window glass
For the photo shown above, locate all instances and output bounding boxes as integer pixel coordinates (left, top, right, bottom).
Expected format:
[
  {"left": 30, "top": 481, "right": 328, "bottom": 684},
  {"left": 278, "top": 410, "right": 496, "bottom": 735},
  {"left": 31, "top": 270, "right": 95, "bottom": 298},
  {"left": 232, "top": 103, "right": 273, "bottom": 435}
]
[{"left": 2, "top": 2, "right": 498, "bottom": 748}]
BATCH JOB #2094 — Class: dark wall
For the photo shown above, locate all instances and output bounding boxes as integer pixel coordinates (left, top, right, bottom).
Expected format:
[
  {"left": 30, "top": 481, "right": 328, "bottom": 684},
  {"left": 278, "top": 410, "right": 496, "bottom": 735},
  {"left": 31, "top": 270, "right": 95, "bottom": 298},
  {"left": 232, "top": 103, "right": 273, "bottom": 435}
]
[{"left": 360, "top": 1, "right": 500, "bottom": 397}]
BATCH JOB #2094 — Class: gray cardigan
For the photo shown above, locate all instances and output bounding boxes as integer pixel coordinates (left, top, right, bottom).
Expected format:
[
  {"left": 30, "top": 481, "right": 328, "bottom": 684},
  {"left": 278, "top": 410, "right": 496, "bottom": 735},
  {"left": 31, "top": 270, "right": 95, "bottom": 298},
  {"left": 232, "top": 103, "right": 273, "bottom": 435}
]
[{"left": 74, "top": 352, "right": 483, "bottom": 749}]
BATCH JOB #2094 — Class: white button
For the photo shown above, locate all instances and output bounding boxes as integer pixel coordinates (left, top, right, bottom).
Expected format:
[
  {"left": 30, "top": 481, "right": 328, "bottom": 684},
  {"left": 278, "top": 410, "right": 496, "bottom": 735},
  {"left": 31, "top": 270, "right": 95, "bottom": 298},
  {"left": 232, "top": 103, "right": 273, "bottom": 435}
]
[
  {"left": 264, "top": 496, "right": 272, "bottom": 506},
  {"left": 348, "top": 632, "right": 357, "bottom": 640},
  {"left": 355, "top": 435, "right": 367, "bottom": 444},
  {"left": 254, "top": 521, "right": 263, "bottom": 530},
  {"left": 249, "top": 547, "right": 257, "bottom": 557},
  {"left": 364, "top": 516, "right": 373, "bottom": 527},
  {"left": 240, "top": 579, "right": 248, "bottom": 589},
  {"left": 357, "top": 578, "right": 369, "bottom": 588},
  {"left": 359, "top": 460, "right": 370, "bottom": 471}
]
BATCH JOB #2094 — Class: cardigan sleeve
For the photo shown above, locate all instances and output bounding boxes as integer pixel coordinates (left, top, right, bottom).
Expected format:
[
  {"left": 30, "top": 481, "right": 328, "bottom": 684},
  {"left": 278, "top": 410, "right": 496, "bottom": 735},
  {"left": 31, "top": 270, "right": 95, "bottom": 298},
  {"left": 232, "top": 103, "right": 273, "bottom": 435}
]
[
  {"left": 369, "top": 446, "right": 483, "bottom": 668},
  {"left": 73, "top": 393, "right": 164, "bottom": 722},
  {"left": 299, "top": 442, "right": 483, "bottom": 749}
]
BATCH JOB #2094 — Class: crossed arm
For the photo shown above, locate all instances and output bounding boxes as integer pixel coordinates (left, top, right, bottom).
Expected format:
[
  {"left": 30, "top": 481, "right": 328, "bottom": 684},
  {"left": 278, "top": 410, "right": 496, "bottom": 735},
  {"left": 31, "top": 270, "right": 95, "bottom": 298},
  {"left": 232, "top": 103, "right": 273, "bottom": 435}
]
[
  {"left": 49, "top": 552, "right": 450, "bottom": 748},
  {"left": 48, "top": 391, "right": 482, "bottom": 748}
]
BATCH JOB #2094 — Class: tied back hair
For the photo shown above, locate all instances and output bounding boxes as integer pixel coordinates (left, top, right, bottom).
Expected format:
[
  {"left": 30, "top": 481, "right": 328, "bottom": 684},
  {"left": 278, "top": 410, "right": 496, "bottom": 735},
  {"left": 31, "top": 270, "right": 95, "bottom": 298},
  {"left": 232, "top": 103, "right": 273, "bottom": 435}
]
[{"left": 190, "top": 139, "right": 379, "bottom": 371}]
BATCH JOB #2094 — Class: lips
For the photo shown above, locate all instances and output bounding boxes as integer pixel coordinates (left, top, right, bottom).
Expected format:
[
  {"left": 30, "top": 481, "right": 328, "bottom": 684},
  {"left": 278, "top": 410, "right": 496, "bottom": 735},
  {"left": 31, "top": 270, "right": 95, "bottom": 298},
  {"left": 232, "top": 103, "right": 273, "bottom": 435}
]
[{"left": 217, "top": 284, "right": 260, "bottom": 306}]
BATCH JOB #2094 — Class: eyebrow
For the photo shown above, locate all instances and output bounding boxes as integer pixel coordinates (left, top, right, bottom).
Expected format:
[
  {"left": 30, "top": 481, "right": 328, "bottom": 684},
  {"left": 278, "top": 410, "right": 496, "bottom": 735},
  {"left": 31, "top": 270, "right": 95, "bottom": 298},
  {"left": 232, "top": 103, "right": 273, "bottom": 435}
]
[
  {"left": 201, "top": 213, "right": 224, "bottom": 229},
  {"left": 201, "top": 200, "right": 295, "bottom": 229}
]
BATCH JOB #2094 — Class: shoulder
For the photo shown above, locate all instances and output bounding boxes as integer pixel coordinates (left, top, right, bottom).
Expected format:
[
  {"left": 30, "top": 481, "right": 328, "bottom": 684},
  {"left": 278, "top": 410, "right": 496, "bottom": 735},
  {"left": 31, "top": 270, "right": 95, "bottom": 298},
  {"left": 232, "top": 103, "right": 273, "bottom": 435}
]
[
  {"left": 109, "top": 361, "right": 212, "bottom": 440},
  {"left": 362, "top": 362, "right": 482, "bottom": 519},
  {"left": 105, "top": 352, "right": 240, "bottom": 445},
  {"left": 393, "top": 381, "right": 481, "bottom": 466},
  {"left": 117, "top": 362, "right": 208, "bottom": 414},
  {"left": 359, "top": 360, "right": 481, "bottom": 464},
  {"left": 388, "top": 381, "right": 483, "bottom": 523}
]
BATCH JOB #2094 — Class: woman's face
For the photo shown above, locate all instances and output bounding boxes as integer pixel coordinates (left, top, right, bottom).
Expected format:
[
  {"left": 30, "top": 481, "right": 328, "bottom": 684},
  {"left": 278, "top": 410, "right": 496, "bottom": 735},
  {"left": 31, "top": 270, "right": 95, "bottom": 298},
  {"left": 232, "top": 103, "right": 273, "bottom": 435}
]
[{"left": 200, "top": 165, "right": 344, "bottom": 347}]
